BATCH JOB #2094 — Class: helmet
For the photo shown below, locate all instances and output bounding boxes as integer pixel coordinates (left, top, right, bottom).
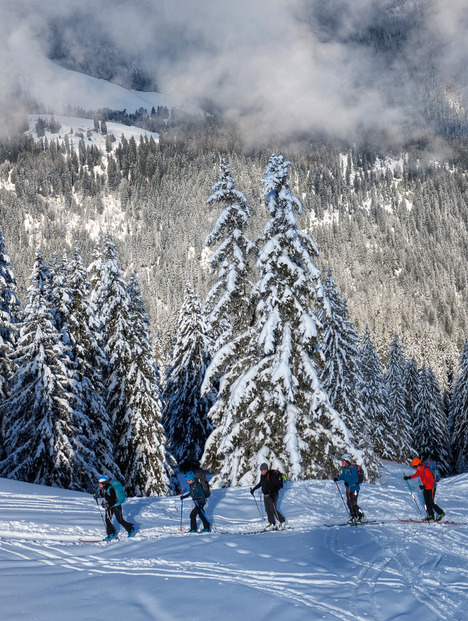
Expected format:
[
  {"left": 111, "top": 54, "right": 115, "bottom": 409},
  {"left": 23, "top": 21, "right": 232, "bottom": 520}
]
[
  {"left": 97, "top": 475, "right": 109, "bottom": 483},
  {"left": 411, "top": 458, "right": 421, "bottom": 468},
  {"left": 185, "top": 471, "right": 195, "bottom": 481},
  {"left": 340, "top": 453, "right": 353, "bottom": 463}
]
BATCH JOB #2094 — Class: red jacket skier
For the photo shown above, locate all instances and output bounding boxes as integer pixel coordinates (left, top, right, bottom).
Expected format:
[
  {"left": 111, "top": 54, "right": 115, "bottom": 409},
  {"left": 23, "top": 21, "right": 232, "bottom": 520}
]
[{"left": 404, "top": 458, "right": 445, "bottom": 522}]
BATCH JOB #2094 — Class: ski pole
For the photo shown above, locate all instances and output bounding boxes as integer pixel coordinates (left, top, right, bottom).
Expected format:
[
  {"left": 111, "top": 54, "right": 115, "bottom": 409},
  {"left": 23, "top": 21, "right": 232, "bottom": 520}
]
[
  {"left": 93, "top": 493, "right": 107, "bottom": 528},
  {"left": 194, "top": 500, "right": 210, "bottom": 524},
  {"left": 334, "top": 480, "right": 350, "bottom": 516},
  {"left": 179, "top": 497, "right": 184, "bottom": 533},
  {"left": 418, "top": 480, "right": 429, "bottom": 517},
  {"left": 251, "top": 491, "right": 265, "bottom": 522},
  {"left": 405, "top": 479, "right": 422, "bottom": 515}
]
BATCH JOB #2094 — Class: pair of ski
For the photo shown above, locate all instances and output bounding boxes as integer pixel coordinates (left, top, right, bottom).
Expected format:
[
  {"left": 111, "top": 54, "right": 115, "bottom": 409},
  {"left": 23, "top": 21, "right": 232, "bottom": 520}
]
[
  {"left": 324, "top": 518, "right": 464, "bottom": 527},
  {"left": 324, "top": 519, "right": 381, "bottom": 527},
  {"left": 397, "top": 518, "right": 463, "bottom": 525}
]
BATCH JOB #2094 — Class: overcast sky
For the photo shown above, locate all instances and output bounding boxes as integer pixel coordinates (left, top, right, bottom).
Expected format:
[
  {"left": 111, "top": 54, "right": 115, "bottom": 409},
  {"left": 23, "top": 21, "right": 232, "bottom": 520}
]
[{"left": 1, "top": 0, "right": 468, "bottom": 144}]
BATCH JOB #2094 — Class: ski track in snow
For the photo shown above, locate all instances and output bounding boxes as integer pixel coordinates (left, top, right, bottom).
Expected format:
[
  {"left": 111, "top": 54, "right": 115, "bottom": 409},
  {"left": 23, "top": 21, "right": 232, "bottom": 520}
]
[{"left": 1, "top": 466, "right": 467, "bottom": 621}]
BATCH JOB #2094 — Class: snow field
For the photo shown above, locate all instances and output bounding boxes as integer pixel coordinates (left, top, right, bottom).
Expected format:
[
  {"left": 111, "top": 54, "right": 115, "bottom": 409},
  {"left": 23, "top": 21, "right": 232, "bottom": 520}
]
[{"left": 0, "top": 462, "right": 467, "bottom": 620}]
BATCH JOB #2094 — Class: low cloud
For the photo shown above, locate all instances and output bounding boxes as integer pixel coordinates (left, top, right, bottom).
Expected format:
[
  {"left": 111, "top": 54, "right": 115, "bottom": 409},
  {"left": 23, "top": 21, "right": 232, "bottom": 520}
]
[{"left": 1, "top": 0, "right": 468, "bottom": 145}]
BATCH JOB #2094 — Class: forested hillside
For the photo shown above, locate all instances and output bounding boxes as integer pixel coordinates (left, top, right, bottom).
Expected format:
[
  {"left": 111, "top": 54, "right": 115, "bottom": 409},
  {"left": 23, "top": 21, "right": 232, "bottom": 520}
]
[{"left": 0, "top": 117, "right": 466, "bottom": 385}]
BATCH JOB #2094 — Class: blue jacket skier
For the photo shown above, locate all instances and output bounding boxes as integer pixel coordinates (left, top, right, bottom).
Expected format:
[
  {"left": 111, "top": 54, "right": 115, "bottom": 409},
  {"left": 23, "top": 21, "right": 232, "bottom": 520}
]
[
  {"left": 97, "top": 475, "right": 136, "bottom": 540},
  {"left": 334, "top": 454, "right": 365, "bottom": 524},
  {"left": 181, "top": 472, "right": 211, "bottom": 533}
]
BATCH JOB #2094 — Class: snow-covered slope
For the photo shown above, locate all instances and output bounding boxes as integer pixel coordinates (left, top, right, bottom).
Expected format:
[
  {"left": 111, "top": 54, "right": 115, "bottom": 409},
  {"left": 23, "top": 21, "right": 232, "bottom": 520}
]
[
  {"left": 27, "top": 114, "right": 160, "bottom": 151},
  {"left": 23, "top": 57, "right": 202, "bottom": 117},
  {"left": 0, "top": 463, "right": 467, "bottom": 620}
]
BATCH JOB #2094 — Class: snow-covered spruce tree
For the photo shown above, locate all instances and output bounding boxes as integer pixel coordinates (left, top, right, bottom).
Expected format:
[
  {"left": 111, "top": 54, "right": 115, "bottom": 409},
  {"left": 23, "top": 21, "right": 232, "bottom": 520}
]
[
  {"left": 384, "top": 334, "right": 413, "bottom": 461},
  {"left": 0, "top": 231, "right": 20, "bottom": 403},
  {"left": 162, "top": 283, "right": 214, "bottom": 470},
  {"left": 89, "top": 235, "right": 176, "bottom": 494},
  {"left": 63, "top": 244, "right": 121, "bottom": 481},
  {"left": 319, "top": 268, "right": 379, "bottom": 479},
  {"left": 403, "top": 357, "right": 420, "bottom": 423},
  {"left": 123, "top": 270, "right": 178, "bottom": 495},
  {"left": 201, "top": 154, "right": 361, "bottom": 486},
  {"left": 413, "top": 366, "right": 451, "bottom": 475},
  {"left": 358, "top": 326, "right": 399, "bottom": 460},
  {"left": 204, "top": 158, "right": 255, "bottom": 348},
  {"left": 0, "top": 250, "right": 93, "bottom": 489},
  {"left": 448, "top": 343, "right": 468, "bottom": 473}
]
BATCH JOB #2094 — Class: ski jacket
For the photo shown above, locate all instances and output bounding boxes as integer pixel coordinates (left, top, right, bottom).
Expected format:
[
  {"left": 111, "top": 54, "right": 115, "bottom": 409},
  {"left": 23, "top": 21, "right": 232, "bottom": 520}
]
[
  {"left": 102, "top": 482, "right": 119, "bottom": 508},
  {"left": 181, "top": 481, "right": 206, "bottom": 505},
  {"left": 337, "top": 464, "right": 360, "bottom": 493},
  {"left": 251, "top": 471, "right": 280, "bottom": 496},
  {"left": 408, "top": 465, "right": 436, "bottom": 490}
]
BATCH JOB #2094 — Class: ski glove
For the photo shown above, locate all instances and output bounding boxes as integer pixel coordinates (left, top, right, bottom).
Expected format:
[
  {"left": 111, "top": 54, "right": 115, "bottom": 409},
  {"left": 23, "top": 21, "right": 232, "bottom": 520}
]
[
  {"left": 344, "top": 482, "right": 349, "bottom": 487},
  {"left": 403, "top": 476, "right": 411, "bottom": 480},
  {"left": 250, "top": 488, "right": 254, "bottom": 495},
  {"left": 101, "top": 501, "right": 109, "bottom": 509},
  {"left": 419, "top": 484, "right": 425, "bottom": 490},
  {"left": 333, "top": 478, "right": 338, "bottom": 482}
]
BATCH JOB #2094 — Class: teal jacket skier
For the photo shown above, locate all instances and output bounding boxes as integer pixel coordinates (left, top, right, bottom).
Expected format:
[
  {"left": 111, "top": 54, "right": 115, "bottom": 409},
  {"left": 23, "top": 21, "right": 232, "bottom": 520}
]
[{"left": 97, "top": 475, "right": 136, "bottom": 541}]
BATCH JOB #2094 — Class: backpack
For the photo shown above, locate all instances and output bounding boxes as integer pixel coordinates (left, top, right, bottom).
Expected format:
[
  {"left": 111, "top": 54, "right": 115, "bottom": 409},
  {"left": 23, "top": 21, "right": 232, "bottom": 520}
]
[
  {"left": 267, "top": 469, "right": 285, "bottom": 492},
  {"left": 194, "top": 471, "right": 211, "bottom": 499},
  {"left": 109, "top": 479, "right": 126, "bottom": 505},
  {"left": 422, "top": 460, "right": 441, "bottom": 484},
  {"left": 354, "top": 464, "right": 365, "bottom": 485}
]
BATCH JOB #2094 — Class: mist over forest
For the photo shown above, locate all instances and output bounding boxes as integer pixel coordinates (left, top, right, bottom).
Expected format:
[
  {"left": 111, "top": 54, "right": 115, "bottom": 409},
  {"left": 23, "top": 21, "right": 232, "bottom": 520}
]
[{"left": 1, "top": 0, "right": 468, "bottom": 385}]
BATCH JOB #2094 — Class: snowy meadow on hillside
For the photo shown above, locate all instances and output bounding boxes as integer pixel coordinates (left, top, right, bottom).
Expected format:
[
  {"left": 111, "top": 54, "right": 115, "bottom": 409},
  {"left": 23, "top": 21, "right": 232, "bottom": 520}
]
[{"left": 0, "top": 463, "right": 467, "bottom": 621}]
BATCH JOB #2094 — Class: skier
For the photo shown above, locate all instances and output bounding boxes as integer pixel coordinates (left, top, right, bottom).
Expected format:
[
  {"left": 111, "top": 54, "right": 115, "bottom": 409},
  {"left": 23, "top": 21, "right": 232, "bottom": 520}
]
[
  {"left": 250, "top": 463, "right": 286, "bottom": 531},
  {"left": 334, "top": 453, "right": 365, "bottom": 524},
  {"left": 97, "top": 475, "right": 136, "bottom": 540},
  {"left": 181, "top": 471, "right": 211, "bottom": 533},
  {"left": 403, "top": 458, "right": 446, "bottom": 522}
]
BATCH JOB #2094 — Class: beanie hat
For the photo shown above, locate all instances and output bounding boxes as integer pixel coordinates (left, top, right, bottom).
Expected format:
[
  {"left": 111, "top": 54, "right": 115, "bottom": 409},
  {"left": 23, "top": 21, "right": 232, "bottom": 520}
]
[{"left": 259, "top": 463, "right": 268, "bottom": 470}]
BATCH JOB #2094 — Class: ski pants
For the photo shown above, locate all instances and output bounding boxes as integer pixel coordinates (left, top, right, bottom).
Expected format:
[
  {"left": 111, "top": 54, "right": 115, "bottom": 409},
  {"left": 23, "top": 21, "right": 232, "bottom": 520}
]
[
  {"left": 105, "top": 504, "right": 133, "bottom": 536},
  {"left": 190, "top": 502, "right": 210, "bottom": 531},
  {"left": 346, "top": 489, "right": 363, "bottom": 519},
  {"left": 422, "top": 487, "right": 444, "bottom": 519},
  {"left": 264, "top": 492, "right": 285, "bottom": 526}
]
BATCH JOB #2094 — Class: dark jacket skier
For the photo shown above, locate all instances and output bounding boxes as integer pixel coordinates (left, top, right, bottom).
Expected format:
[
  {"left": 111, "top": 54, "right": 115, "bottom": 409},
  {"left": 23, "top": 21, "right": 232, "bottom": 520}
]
[
  {"left": 403, "top": 457, "right": 445, "bottom": 522},
  {"left": 97, "top": 475, "right": 136, "bottom": 540},
  {"left": 334, "top": 454, "right": 365, "bottom": 524},
  {"left": 181, "top": 472, "right": 211, "bottom": 533},
  {"left": 250, "top": 462, "right": 286, "bottom": 531}
]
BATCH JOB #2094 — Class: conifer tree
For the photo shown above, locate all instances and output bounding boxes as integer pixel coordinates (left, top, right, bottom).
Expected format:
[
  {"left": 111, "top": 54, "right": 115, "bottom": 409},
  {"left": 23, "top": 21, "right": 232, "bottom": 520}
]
[
  {"left": 384, "top": 334, "right": 413, "bottom": 460},
  {"left": 64, "top": 244, "right": 121, "bottom": 480},
  {"left": 448, "top": 342, "right": 468, "bottom": 473},
  {"left": 123, "top": 271, "right": 177, "bottom": 495},
  {"left": 88, "top": 234, "right": 168, "bottom": 495},
  {"left": 0, "top": 250, "right": 92, "bottom": 489},
  {"left": 319, "top": 268, "right": 379, "bottom": 478},
  {"left": 403, "top": 357, "right": 420, "bottom": 422},
  {"left": 204, "top": 158, "right": 255, "bottom": 347},
  {"left": 0, "top": 231, "right": 20, "bottom": 402},
  {"left": 413, "top": 366, "right": 451, "bottom": 474},
  {"left": 358, "top": 327, "right": 398, "bottom": 460},
  {"left": 202, "top": 155, "right": 360, "bottom": 486},
  {"left": 162, "top": 283, "right": 214, "bottom": 470}
]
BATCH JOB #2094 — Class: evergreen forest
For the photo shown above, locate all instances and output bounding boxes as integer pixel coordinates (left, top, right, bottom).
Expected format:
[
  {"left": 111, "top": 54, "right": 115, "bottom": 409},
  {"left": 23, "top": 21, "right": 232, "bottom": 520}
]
[{"left": 0, "top": 116, "right": 467, "bottom": 493}]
